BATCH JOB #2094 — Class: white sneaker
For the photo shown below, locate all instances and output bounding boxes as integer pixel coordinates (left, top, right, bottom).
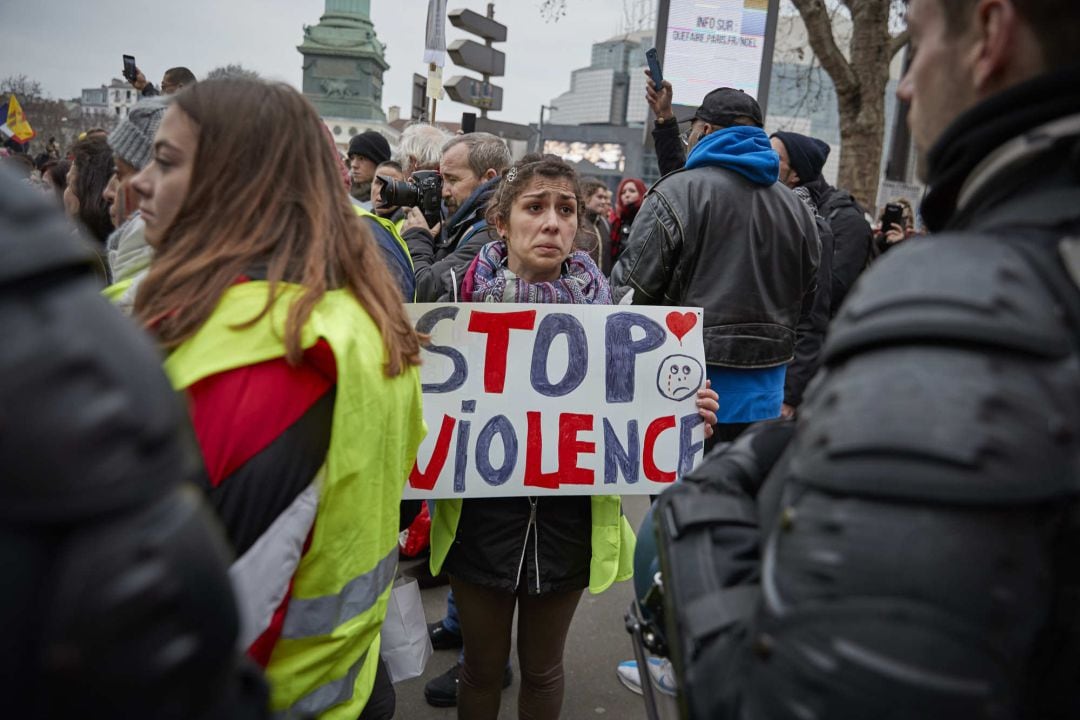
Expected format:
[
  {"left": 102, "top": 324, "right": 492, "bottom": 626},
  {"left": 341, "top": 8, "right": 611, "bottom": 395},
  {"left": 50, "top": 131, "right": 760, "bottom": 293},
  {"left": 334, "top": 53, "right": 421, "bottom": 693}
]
[{"left": 616, "top": 657, "right": 676, "bottom": 696}]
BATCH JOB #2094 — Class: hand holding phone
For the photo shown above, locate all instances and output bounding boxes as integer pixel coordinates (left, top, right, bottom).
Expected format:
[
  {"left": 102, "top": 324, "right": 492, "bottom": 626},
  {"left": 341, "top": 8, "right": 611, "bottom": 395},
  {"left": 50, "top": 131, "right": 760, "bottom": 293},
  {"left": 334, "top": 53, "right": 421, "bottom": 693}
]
[
  {"left": 123, "top": 55, "right": 137, "bottom": 83},
  {"left": 645, "top": 48, "right": 663, "bottom": 91},
  {"left": 881, "top": 203, "right": 905, "bottom": 233}
]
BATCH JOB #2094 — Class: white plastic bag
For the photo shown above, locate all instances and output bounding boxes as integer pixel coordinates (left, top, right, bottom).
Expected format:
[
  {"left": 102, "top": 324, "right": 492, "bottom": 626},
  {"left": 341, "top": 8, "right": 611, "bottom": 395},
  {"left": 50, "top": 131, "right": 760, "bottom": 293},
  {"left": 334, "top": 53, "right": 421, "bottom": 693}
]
[{"left": 379, "top": 577, "right": 433, "bottom": 683}]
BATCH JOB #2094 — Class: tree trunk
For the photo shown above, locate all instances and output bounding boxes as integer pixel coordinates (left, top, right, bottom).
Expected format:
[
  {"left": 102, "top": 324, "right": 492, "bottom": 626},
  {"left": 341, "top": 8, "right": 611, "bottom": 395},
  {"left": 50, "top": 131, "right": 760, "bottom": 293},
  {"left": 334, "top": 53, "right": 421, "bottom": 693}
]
[
  {"left": 838, "top": 0, "right": 892, "bottom": 209},
  {"left": 789, "top": 0, "right": 902, "bottom": 210}
]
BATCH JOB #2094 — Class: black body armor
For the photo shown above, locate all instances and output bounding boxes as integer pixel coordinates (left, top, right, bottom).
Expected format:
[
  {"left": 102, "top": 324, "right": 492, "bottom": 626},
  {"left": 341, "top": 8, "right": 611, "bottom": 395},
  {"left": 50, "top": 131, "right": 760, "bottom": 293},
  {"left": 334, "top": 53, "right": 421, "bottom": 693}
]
[
  {"left": 0, "top": 168, "right": 268, "bottom": 719},
  {"left": 652, "top": 69, "right": 1080, "bottom": 719}
]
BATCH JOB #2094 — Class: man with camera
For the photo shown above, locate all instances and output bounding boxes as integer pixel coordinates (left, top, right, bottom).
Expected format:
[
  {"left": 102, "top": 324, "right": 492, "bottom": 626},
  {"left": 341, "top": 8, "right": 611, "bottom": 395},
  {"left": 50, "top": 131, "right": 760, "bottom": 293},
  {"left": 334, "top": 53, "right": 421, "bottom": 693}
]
[
  {"left": 647, "top": 0, "right": 1080, "bottom": 717},
  {"left": 401, "top": 132, "right": 511, "bottom": 302}
]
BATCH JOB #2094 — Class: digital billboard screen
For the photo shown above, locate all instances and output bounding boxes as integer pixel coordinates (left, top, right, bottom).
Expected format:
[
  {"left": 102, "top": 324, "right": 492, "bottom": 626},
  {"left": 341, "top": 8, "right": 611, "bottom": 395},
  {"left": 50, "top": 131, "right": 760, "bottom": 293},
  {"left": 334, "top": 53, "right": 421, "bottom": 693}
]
[{"left": 543, "top": 140, "right": 626, "bottom": 173}]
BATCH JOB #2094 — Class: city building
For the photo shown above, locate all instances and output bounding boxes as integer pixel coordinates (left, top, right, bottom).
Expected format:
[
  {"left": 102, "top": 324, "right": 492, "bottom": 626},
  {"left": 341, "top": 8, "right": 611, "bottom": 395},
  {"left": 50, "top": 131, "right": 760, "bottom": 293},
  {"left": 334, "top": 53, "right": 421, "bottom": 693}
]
[
  {"left": 541, "top": 7, "right": 917, "bottom": 211},
  {"left": 548, "top": 29, "right": 654, "bottom": 127},
  {"left": 80, "top": 79, "right": 139, "bottom": 119},
  {"left": 543, "top": 30, "right": 659, "bottom": 187}
]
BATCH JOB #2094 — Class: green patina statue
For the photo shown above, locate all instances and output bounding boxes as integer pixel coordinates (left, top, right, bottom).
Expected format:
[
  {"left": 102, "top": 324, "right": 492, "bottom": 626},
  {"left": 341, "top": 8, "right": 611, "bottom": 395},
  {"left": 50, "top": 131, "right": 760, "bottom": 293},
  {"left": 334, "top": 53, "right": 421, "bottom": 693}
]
[{"left": 298, "top": 0, "right": 389, "bottom": 121}]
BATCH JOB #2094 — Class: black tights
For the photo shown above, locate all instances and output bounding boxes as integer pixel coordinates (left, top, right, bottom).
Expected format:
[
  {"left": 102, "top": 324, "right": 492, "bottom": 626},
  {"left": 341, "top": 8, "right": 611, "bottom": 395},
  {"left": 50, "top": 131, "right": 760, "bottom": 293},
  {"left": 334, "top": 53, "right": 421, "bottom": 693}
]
[{"left": 450, "top": 576, "right": 583, "bottom": 720}]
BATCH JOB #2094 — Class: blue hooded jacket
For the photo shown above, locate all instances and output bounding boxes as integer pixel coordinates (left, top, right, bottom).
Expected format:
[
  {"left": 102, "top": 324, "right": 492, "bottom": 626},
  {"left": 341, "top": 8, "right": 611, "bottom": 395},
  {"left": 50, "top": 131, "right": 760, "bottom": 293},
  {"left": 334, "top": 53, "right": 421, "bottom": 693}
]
[
  {"left": 684, "top": 125, "right": 780, "bottom": 186},
  {"left": 686, "top": 125, "right": 787, "bottom": 423}
]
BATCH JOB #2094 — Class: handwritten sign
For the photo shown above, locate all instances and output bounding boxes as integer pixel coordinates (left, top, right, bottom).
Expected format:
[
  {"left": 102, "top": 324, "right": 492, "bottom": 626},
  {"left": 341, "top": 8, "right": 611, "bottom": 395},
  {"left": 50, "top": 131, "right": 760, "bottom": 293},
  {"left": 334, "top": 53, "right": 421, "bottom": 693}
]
[{"left": 403, "top": 304, "right": 707, "bottom": 499}]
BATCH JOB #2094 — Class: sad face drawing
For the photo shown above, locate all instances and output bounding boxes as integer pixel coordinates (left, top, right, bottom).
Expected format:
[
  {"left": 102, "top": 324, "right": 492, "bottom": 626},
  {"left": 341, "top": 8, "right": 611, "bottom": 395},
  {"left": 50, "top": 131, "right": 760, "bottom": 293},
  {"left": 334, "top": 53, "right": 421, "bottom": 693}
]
[{"left": 656, "top": 354, "right": 703, "bottom": 401}]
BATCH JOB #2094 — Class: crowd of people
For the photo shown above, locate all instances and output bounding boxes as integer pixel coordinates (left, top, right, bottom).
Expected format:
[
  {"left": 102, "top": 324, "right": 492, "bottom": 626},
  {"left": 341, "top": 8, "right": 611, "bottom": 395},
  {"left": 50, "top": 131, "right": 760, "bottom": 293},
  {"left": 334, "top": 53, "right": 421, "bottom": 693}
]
[{"left": 5, "top": 0, "right": 1080, "bottom": 717}]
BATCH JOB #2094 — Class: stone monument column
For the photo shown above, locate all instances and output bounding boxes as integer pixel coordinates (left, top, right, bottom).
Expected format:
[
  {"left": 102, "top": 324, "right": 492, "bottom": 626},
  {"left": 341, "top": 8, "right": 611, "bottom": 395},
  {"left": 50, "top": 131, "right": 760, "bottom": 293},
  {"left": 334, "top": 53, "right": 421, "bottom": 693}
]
[{"left": 298, "top": 0, "right": 389, "bottom": 122}]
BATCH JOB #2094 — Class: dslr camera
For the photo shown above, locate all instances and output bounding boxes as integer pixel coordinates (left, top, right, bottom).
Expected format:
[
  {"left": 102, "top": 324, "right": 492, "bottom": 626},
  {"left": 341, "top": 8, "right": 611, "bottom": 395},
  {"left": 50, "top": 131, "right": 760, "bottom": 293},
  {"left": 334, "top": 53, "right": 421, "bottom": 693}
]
[{"left": 377, "top": 170, "right": 442, "bottom": 228}]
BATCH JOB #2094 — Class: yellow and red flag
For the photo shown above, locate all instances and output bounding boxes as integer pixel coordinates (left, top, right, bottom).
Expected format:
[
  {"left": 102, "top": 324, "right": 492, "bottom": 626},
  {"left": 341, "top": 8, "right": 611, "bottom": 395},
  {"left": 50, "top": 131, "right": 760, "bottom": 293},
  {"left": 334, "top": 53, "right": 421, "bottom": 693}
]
[{"left": 2, "top": 95, "right": 36, "bottom": 144}]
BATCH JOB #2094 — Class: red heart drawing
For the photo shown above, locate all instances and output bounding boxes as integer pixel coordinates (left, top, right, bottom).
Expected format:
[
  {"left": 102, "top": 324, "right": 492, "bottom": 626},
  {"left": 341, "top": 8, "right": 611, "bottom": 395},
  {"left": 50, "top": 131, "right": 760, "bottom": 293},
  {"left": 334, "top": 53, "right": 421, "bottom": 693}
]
[{"left": 665, "top": 311, "right": 697, "bottom": 342}]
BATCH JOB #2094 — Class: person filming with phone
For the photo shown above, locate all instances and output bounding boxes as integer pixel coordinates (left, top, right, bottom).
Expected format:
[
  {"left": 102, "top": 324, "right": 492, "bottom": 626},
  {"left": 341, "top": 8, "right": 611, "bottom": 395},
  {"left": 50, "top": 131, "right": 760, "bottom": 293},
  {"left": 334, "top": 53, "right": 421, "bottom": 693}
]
[{"left": 124, "top": 55, "right": 197, "bottom": 97}]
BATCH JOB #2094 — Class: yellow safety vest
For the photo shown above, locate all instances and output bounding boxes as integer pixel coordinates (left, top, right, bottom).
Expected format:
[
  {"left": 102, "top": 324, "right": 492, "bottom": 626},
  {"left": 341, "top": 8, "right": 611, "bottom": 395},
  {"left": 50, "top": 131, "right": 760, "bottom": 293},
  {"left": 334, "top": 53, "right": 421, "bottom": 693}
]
[
  {"left": 102, "top": 277, "right": 134, "bottom": 302},
  {"left": 358, "top": 205, "right": 416, "bottom": 297},
  {"left": 429, "top": 495, "right": 636, "bottom": 595},
  {"left": 164, "top": 281, "right": 426, "bottom": 719}
]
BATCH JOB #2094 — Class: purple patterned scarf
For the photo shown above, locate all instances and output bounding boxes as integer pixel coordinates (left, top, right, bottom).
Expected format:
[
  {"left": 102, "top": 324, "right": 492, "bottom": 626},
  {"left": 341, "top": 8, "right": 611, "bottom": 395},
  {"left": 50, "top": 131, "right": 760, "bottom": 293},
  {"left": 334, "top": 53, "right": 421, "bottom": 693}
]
[{"left": 465, "top": 240, "right": 611, "bottom": 305}]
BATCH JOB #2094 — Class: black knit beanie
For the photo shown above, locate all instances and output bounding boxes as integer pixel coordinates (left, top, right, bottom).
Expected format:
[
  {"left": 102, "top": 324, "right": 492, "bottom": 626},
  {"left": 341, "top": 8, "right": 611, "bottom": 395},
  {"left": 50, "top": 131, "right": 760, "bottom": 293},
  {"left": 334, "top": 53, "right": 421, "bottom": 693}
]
[
  {"left": 771, "top": 131, "right": 830, "bottom": 184},
  {"left": 347, "top": 130, "right": 391, "bottom": 164}
]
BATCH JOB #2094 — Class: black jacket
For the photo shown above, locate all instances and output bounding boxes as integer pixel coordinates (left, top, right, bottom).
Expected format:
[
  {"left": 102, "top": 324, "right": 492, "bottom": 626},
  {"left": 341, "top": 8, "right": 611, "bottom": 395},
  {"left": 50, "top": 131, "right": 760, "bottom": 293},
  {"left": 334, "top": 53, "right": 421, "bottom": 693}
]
[
  {"left": 444, "top": 495, "right": 593, "bottom": 595},
  {"left": 579, "top": 211, "right": 613, "bottom": 275},
  {"left": 653, "top": 118, "right": 687, "bottom": 178},
  {"left": 403, "top": 176, "right": 500, "bottom": 302},
  {"left": 783, "top": 209, "right": 832, "bottom": 407},
  {"left": 610, "top": 163, "right": 820, "bottom": 369},
  {"left": 803, "top": 176, "right": 872, "bottom": 316}
]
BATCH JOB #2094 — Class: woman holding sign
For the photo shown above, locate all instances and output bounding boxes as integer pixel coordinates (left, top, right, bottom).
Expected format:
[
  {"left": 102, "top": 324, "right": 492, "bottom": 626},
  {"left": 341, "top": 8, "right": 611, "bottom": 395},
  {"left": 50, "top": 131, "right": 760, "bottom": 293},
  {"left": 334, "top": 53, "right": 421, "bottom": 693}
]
[
  {"left": 130, "top": 79, "right": 426, "bottom": 720},
  {"left": 428, "top": 154, "right": 718, "bottom": 719}
]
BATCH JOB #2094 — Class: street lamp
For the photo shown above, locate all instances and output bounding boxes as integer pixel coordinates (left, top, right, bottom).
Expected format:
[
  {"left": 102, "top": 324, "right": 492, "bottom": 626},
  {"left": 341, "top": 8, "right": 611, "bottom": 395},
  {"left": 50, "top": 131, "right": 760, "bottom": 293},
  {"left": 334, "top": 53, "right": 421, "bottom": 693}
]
[{"left": 537, "top": 104, "right": 558, "bottom": 153}]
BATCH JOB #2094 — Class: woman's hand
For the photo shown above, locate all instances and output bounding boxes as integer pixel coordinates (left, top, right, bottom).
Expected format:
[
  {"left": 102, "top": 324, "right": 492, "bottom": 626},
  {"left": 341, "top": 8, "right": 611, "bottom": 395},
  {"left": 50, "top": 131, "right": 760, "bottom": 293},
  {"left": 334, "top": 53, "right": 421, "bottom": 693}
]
[
  {"left": 697, "top": 379, "right": 719, "bottom": 438},
  {"left": 885, "top": 222, "right": 906, "bottom": 244}
]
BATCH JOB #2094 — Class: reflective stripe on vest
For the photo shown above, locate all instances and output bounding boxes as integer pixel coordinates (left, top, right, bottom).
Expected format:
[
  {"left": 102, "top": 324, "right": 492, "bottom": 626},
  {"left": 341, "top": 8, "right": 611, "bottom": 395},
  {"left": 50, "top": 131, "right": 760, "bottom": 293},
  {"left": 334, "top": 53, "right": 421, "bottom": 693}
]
[
  {"left": 280, "top": 545, "right": 398, "bottom": 640},
  {"left": 232, "top": 476, "right": 321, "bottom": 649},
  {"left": 272, "top": 649, "right": 369, "bottom": 720}
]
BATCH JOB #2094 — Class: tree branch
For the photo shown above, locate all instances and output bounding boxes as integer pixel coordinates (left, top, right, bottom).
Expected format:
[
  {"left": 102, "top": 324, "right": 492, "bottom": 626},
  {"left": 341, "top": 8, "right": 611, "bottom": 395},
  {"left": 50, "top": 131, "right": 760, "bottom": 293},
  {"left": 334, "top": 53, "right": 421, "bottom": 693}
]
[
  {"left": 789, "top": 0, "right": 859, "bottom": 99},
  {"left": 889, "top": 29, "right": 911, "bottom": 59}
]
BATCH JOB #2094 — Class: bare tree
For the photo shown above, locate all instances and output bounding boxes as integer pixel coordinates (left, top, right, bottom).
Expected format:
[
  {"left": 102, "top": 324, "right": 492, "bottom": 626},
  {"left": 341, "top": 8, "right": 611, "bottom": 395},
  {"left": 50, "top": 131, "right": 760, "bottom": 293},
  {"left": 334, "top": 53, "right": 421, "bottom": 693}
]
[
  {"left": 1, "top": 75, "right": 93, "bottom": 155},
  {"left": 539, "top": 0, "right": 569, "bottom": 22},
  {"left": 787, "top": 0, "right": 908, "bottom": 207},
  {"left": 205, "top": 64, "right": 261, "bottom": 81},
  {"left": 538, "top": 1, "right": 909, "bottom": 207}
]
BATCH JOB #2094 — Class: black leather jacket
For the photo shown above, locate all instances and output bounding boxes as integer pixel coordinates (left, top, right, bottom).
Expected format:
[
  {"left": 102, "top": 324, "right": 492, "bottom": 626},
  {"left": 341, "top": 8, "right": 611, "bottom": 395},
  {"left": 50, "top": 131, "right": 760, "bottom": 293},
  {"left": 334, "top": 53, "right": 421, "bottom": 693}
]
[{"left": 610, "top": 164, "right": 820, "bottom": 369}]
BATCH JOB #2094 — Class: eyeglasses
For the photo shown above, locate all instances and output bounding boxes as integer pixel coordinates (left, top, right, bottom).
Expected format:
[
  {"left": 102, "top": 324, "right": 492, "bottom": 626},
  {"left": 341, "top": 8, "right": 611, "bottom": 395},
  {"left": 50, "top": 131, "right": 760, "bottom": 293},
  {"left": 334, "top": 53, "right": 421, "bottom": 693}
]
[{"left": 680, "top": 128, "right": 693, "bottom": 148}]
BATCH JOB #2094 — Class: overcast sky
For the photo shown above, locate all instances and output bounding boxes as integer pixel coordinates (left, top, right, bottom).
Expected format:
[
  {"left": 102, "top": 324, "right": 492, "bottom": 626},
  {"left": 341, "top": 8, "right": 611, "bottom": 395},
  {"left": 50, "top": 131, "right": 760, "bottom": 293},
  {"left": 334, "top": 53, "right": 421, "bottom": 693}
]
[{"left": 0, "top": 0, "right": 642, "bottom": 125}]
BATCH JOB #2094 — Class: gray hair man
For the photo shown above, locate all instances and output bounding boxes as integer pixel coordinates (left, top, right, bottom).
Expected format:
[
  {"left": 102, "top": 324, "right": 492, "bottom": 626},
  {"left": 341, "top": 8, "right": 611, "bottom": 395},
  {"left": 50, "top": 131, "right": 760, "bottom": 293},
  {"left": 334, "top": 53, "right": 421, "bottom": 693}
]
[
  {"left": 402, "top": 131, "right": 511, "bottom": 301},
  {"left": 393, "top": 123, "right": 452, "bottom": 175}
]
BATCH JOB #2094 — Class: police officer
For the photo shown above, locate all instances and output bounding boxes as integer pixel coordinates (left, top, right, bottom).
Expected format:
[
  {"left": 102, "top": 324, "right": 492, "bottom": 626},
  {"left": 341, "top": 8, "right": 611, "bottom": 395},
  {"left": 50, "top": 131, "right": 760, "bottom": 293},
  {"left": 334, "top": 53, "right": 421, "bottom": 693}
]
[
  {"left": 653, "top": 0, "right": 1080, "bottom": 717},
  {"left": 0, "top": 167, "right": 268, "bottom": 719}
]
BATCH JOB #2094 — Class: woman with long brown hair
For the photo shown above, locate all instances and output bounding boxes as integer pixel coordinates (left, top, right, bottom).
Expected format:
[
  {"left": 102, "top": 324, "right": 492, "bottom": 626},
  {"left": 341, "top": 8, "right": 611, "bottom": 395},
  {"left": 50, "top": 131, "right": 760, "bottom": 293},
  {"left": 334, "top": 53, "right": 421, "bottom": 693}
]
[
  {"left": 426, "top": 154, "right": 718, "bottom": 720},
  {"left": 130, "top": 79, "right": 426, "bottom": 720}
]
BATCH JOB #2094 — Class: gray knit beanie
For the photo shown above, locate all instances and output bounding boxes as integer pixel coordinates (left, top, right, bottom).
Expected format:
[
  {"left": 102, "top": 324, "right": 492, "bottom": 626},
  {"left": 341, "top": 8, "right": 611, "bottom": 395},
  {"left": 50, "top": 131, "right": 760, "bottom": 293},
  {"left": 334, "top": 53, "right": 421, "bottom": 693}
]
[{"left": 107, "top": 98, "right": 167, "bottom": 170}]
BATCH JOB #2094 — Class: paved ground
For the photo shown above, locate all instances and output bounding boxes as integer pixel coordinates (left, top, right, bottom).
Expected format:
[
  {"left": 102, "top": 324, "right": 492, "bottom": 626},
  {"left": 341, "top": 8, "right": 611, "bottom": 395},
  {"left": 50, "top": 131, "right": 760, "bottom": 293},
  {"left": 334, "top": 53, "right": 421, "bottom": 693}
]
[{"left": 392, "top": 495, "right": 680, "bottom": 719}]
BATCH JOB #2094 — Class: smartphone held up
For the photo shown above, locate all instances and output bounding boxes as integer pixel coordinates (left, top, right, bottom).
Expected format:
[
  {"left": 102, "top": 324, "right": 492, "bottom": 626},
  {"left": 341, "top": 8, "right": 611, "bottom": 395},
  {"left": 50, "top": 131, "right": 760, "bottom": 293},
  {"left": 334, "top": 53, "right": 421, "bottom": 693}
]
[
  {"left": 645, "top": 48, "right": 664, "bottom": 91},
  {"left": 122, "top": 54, "right": 137, "bottom": 83}
]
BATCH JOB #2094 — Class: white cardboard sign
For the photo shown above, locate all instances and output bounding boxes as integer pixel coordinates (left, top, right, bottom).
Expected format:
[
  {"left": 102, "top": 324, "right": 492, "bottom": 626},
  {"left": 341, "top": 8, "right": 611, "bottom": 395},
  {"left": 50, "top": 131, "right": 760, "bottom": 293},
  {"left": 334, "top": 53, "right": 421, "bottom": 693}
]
[{"left": 403, "top": 303, "right": 707, "bottom": 499}]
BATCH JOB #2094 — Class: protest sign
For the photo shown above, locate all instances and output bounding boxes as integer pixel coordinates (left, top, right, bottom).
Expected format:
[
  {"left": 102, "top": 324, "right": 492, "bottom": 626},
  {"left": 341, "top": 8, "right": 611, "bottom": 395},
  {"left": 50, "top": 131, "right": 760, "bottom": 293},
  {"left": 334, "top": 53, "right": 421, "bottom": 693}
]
[{"left": 403, "top": 303, "right": 707, "bottom": 499}]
